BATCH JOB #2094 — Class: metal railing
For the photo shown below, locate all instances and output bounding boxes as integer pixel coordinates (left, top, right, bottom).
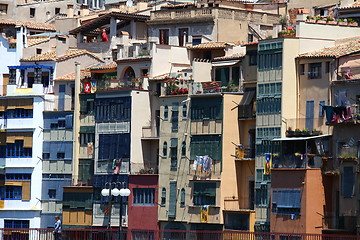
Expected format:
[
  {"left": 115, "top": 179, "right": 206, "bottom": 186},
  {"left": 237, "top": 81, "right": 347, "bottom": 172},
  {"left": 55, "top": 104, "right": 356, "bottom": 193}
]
[{"left": 1, "top": 229, "right": 360, "bottom": 240}]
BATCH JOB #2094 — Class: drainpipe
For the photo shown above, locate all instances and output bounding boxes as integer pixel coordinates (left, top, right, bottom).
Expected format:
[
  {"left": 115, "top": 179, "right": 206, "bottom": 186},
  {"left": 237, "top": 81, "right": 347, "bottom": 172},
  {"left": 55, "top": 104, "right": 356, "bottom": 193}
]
[{"left": 72, "top": 62, "right": 81, "bottom": 185}]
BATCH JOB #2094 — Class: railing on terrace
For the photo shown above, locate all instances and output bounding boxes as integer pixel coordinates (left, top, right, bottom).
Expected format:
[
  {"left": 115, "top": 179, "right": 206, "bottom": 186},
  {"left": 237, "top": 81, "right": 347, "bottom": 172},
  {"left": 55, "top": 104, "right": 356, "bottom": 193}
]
[
  {"left": 336, "top": 66, "right": 360, "bottom": 81},
  {"left": 1, "top": 229, "right": 360, "bottom": 240}
]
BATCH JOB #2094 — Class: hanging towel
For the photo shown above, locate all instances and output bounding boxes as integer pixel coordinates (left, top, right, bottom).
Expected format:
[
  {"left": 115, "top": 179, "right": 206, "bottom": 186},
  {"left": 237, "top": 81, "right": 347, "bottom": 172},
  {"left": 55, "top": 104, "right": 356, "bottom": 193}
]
[
  {"left": 322, "top": 105, "right": 334, "bottom": 123},
  {"left": 202, "top": 155, "right": 209, "bottom": 171}
]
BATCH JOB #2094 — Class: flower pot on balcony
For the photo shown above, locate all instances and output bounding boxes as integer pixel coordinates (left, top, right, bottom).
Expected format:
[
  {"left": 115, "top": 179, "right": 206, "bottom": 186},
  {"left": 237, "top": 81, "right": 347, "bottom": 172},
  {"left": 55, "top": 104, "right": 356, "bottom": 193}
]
[
  {"left": 286, "top": 130, "right": 295, "bottom": 137},
  {"left": 305, "top": 19, "right": 316, "bottom": 23},
  {"left": 316, "top": 20, "right": 327, "bottom": 24},
  {"left": 327, "top": 21, "right": 337, "bottom": 25},
  {"left": 348, "top": 22, "right": 358, "bottom": 27},
  {"left": 338, "top": 21, "right": 348, "bottom": 26}
]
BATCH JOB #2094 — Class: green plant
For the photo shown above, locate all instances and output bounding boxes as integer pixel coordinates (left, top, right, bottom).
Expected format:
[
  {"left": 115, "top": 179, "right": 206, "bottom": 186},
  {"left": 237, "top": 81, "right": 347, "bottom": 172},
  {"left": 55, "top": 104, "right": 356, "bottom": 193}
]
[
  {"left": 315, "top": 16, "right": 322, "bottom": 21},
  {"left": 278, "top": 30, "right": 295, "bottom": 35},
  {"left": 338, "top": 18, "right": 344, "bottom": 22},
  {"left": 306, "top": 15, "right": 311, "bottom": 20},
  {"left": 303, "top": 128, "right": 309, "bottom": 132},
  {"left": 326, "top": 16, "right": 334, "bottom": 21},
  {"left": 348, "top": 18, "right": 355, "bottom": 23}
]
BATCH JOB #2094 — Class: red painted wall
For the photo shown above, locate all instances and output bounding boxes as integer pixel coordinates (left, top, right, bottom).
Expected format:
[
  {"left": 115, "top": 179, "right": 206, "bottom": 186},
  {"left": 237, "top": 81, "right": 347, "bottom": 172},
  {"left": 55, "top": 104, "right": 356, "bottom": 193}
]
[{"left": 128, "top": 175, "right": 159, "bottom": 233}]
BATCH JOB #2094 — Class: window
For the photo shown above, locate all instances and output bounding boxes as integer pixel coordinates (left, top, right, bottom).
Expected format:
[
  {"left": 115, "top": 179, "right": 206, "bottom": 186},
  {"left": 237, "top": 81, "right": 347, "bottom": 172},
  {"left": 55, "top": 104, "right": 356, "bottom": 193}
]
[
  {"left": 4, "top": 220, "right": 29, "bottom": 228},
  {"left": 170, "top": 138, "right": 178, "bottom": 170},
  {"left": 299, "top": 64, "right": 305, "bottom": 75},
  {"left": 159, "top": 29, "right": 169, "bottom": 45},
  {"left": 326, "top": 62, "right": 330, "bottom": 73},
  {"left": 0, "top": 4, "right": 8, "bottom": 14},
  {"left": 7, "top": 109, "right": 33, "bottom": 118},
  {"left": 5, "top": 186, "right": 22, "bottom": 200},
  {"left": 43, "top": 153, "right": 50, "bottom": 159},
  {"left": 255, "top": 183, "right": 268, "bottom": 207},
  {"left": 178, "top": 28, "right": 188, "bottom": 47},
  {"left": 161, "top": 188, "right": 166, "bottom": 206},
  {"left": 6, "top": 140, "right": 32, "bottom": 158},
  {"left": 215, "top": 67, "right": 230, "bottom": 86},
  {"left": 30, "top": 8, "right": 35, "bottom": 18},
  {"left": 193, "top": 182, "right": 216, "bottom": 205},
  {"left": 180, "top": 188, "right": 185, "bottom": 207},
  {"left": 6, "top": 174, "right": 31, "bottom": 180},
  {"left": 272, "top": 189, "right": 301, "bottom": 214},
  {"left": 225, "top": 212, "right": 250, "bottom": 230},
  {"left": 162, "top": 141, "right": 167, "bottom": 157},
  {"left": 248, "top": 51, "right": 257, "bottom": 66},
  {"left": 98, "top": 134, "right": 130, "bottom": 160},
  {"left": 248, "top": 34, "right": 254, "bottom": 43},
  {"left": 36, "top": 48, "right": 42, "bottom": 55},
  {"left": 191, "top": 97, "right": 222, "bottom": 121},
  {"left": 192, "top": 38, "right": 201, "bottom": 46},
  {"left": 164, "top": 106, "right": 168, "bottom": 120},
  {"left": 342, "top": 166, "right": 355, "bottom": 198},
  {"left": 171, "top": 103, "right": 178, "bottom": 132},
  {"left": 168, "top": 181, "right": 177, "bottom": 218},
  {"left": 182, "top": 104, "right": 187, "bottom": 119},
  {"left": 80, "top": 133, "right": 94, "bottom": 146},
  {"left": 55, "top": 7, "right": 60, "bottom": 14},
  {"left": 319, "top": 100, "right": 325, "bottom": 117},
  {"left": 190, "top": 135, "right": 221, "bottom": 161},
  {"left": 48, "top": 189, "right": 56, "bottom": 199},
  {"left": 132, "top": 231, "right": 154, "bottom": 240},
  {"left": 95, "top": 97, "right": 131, "bottom": 122},
  {"left": 309, "top": 63, "right": 322, "bottom": 79},
  {"left": 133, "top": 188, "right": 155, "bottom": 206},
  {"left": 58, "top": 119, "right": 65, "bottom": 128},
  {"left": 57, "top": 152, "right": 65, "bottom": 159},
  {"left": 181, "top": 141, "right": 186, "bottom": 157}
]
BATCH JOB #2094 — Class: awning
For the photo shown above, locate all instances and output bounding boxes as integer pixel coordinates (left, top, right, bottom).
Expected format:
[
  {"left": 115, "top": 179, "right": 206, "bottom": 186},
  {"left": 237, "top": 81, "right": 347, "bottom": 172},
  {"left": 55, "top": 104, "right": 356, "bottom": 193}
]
[
  {"left": 212, "top": 60, "right": 240, "bottom": 67},
  {"left": 239, "top": 91, "right": 255, "bottom": 106},
  {"left": 272, "top": 134, "right": 332, "bottom": 141},
  {"left": 8, "top": 65, "right": 53, "bottom": 70}
]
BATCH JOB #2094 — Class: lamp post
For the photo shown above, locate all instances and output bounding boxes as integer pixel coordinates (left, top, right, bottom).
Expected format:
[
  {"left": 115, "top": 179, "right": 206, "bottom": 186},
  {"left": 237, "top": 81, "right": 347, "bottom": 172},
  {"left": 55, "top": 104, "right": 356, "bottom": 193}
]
[{"left": 101, "top": 182, "right": 131, "bottom": 238}]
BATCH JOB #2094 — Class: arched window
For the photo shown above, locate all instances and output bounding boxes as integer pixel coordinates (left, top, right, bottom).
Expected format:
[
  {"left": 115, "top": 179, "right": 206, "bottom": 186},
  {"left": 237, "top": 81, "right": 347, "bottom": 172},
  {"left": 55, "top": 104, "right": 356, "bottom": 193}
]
[
  {"left": 161, "top": 187, "right": 166, "bottom": 206},
  {"left": 182, "top": 104, "right": 187, "bottom": 119},
  {"left": 164, "top": 106, "right": 168, "bottom": 120},
  {"left": 180, "top": 188, "right": 185, "bottom": 207},
  {"left": 123, "top": 67, "right": 135, "bottom": 82},
  {"left": 181, "top": 141, "right": 186, "bottom": 157},
  {"left": 163, "top": 141, "right": 168, "bottom": 157}
]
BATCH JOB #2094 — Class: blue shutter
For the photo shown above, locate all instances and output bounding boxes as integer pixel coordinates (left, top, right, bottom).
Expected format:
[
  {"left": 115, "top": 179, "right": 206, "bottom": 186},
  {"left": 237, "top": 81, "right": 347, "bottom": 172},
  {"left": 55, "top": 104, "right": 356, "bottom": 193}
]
[
  {"left": 306, "top": 100, "right": 314, "bottom": 131},
  {"left": 65, "top": 115, "right": 73, "bottom": 129},
  {"left": 65, "top": 142, "right": 73, "bottom": 160},
  {"left": 168, "top": 181, "right": 177, "bottom": 218},
  {"left": 319, "top": 100, "right": 325, "bottom": 117}
]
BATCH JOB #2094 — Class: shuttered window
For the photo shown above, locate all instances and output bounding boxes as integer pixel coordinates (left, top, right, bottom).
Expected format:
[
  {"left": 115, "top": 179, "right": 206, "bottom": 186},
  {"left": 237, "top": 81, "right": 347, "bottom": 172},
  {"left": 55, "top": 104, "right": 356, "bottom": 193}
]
[
  {"left": 170, "top": 138, "right": 178, "bottom": 170},
  {"left": 190, "top": 135, "right": 221, "bottom": 161},
  {"left": 272, "top": 189, "right": 301, "bottom": 214},
  {"left": 98, "top": 134, "right": 130, "bottom": 160},
  {"left": 180, "top": 188, "right": 185, "bottom": 207},
  {"left": 161, "top": 188, "right": 166, "bottom": 206},
  {"left": 193, "top": 182, "right": 216, "bottom": 206},
  {"left": 133, "top": 188, "right": 155, "bottom": 206},
  {"left": 191, "top": 97, "right": 222, "bottom": 120},
  {"left": 168, "top": 181, "right": 177, "bottom": 218},
  {"left": 171, "top": 103, "right": 179, "bottom": 132}
]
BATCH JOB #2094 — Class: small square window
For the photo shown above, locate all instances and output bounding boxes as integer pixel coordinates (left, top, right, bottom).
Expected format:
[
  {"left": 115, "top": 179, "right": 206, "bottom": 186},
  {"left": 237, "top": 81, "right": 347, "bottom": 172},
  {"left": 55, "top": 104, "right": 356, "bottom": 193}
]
[
  {"left": 58, "top": 120, "right": 65, "bottom": 128},
  {"left": 30, "top": 8, "right": 35, "bottom": 18},
  {"left": 57, "top": 152, "right": 65, "bottom": 159},
  {"left": 48, "top": 189, "right": 56, "bottom": 199},
  {"left": 43, "top": 153, "right": 50, "bottom": 159},
  {"left": 36, "top": 48, "right": 42, "bottom": 55},
  {"left": 55, "top": 8, "right": 60, "bottom": 15}
]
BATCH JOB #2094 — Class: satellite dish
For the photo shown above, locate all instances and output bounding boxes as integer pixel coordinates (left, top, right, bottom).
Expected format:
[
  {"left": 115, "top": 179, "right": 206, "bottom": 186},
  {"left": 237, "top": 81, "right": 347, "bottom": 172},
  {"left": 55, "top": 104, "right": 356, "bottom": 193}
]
[{"left": 126, "top": 0, "right": 133, "bottom": 7}]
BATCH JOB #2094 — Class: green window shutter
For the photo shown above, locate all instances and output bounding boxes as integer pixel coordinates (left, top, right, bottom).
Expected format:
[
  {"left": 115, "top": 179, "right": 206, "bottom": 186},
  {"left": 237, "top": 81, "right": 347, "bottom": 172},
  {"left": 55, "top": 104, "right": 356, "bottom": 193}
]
[
  {"left": 168, "top": 181, "right": 177, "bottom": 218},
  {"left": 80, "top": 126, "right": 95, "bottom": 133}
]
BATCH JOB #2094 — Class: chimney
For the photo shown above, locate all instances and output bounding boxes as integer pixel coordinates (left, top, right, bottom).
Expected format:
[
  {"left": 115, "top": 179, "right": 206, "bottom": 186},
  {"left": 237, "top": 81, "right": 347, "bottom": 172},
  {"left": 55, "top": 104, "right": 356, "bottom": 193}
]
[{"left": 67, "top": 4, "right": 74, "bottom": 18}]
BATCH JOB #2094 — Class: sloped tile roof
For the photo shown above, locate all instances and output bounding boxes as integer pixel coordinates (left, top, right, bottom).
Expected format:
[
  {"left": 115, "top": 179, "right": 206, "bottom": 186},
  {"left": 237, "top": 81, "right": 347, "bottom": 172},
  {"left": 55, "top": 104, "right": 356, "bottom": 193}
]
[
  {"left": 213, "top": 53, "right": 245, "bottom": 61},
  {"left": 297, "top": 40, "right": 360, "bottom": 58},
  {"left": 0, "top": 18, "right": 56, "bottom": 31},
  {"left": 90, "top": 61, "right": 117, "bottom": 70},
  {"left": 188, "top": 41, "right": 243, "bottom": 50},
  {"left": 21, "top": 49, "right": 105, "bottom": 62},
  {"left": 55, "top": 69, "right": 91, "bottom": 81},
  {"left": 27, "top": 37, "right": 50, "bottom": 47}
]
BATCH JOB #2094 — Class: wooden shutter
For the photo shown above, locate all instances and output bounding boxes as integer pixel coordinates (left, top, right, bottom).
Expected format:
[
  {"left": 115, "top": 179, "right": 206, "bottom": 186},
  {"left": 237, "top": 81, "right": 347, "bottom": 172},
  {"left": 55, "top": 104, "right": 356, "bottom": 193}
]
[
  {"left": 306, "top": 100, "right": 314, "bottom": 131},
  {"left": 168, "top": 181, "right": 177, "bottom": 218},
  {"left": 342, "top": 166, "right": 354, "bottom": 198},
  {"left": 22, "top": 181, "right": 31, "bottom": 201}
]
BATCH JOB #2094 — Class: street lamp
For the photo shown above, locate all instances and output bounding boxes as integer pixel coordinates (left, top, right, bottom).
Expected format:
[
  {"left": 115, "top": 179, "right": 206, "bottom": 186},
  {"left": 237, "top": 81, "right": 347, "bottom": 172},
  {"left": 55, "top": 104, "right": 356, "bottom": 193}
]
[{"left": 101, "top": 182, "right": 131, "bottom": 238}]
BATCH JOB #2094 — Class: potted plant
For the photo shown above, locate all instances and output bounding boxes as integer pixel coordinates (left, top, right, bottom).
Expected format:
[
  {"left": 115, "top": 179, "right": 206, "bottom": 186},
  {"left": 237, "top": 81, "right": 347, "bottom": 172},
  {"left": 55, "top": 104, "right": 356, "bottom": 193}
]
[
  {"left": 301, "top": 128, "right": 310, "bottom": 136},
  {"left": 315, "top": 16, "right": 327, "bottom": 24},
  {"left": 306, "top": 16, "right": 316, "bottom": 23},
  {"left": 278, "top": 30, "right": 296, "bottom": 38},
  {"left": 311, "top": 129, "right": 322, "bottom": 135},
  {"left": 294, "top": 128, "right": 302, "bottom": 136},
  {"left": 326, "top": 16, "right": 337, "bottom": 25},
  {"left": 286, "top": 127, "right": 295, "bottom": 137},
  {"left": 338, "top": 18, "right": 348, "bottom": 26},
  {"left": 347, "top": 18, "right": 358, "bottom": 26}
]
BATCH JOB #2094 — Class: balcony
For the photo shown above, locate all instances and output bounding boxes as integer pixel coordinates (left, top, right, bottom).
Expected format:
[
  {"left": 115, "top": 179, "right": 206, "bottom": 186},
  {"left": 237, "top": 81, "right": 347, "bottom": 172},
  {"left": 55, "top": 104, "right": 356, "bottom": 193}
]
[
  {"left": 96, "top": 158, "right": 130, "bottom": 174},
  {"left": 323, "top": 105, "right": 360, "bottom": 125},
  {"left": 235, "top": 145, "right": 255, "bottom": 160},
  {"left": 191, "top": 81, "right": 242, "bottom": 95},
  {"left": 163, "top": 79, "right": 190, "bottom": 96},
  {"left": 189, "top": 159, "right": 221, "bottom": 180},
  {"left": 141, "top": 125, "right": 159, "bottom": 139}
]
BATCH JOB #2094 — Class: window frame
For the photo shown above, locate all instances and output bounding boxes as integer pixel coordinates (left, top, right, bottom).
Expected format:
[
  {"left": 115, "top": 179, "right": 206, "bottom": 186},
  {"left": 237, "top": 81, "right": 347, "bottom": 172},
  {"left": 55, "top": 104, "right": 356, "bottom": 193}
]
[
  {"left": 133, "top": 188, "right": 155, "bottom": 206},
  {"left": 308, "top": 63, "right": 322, "bottom": 79}
]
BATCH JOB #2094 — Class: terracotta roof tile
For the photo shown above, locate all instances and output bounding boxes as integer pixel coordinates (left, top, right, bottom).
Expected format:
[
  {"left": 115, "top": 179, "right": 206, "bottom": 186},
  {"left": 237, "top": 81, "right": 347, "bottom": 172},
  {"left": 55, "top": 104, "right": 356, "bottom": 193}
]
[
  {"left": 188, "top": 41, "right": 244, "bottom": 50},
  {"left": 213, "top": 53, "right": 245, "bottom": 61},
  {"left": 0, "top": 18, "right": 56, "bottom": 31},
  {"left": 55, "top": 69, "right": 91, "bottom": 81},
  {"left": 298, "top": 40, "right": 360, "bottom": 58},
  {"left": 27, "top": 37, "right": 50, "bottom": 47},
  {"left": 90, "top": 61, "right": 117, "bottom": 70},
  {"left": 21, "top": 49, "right": 105, "bottom": 62}
]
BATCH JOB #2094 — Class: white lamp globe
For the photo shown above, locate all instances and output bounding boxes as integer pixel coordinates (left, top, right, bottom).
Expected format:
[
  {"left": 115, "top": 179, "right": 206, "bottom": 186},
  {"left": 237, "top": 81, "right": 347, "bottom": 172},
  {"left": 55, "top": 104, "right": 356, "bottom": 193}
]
[
  {"left": 112, "top": 188, "right": 120, "bottom": 196},
  {"left": 120, "top": 188, "right": 131, "bottom": 197},
  {"left": 101, "top": 188, "right": 110, "bottom": 196}
]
